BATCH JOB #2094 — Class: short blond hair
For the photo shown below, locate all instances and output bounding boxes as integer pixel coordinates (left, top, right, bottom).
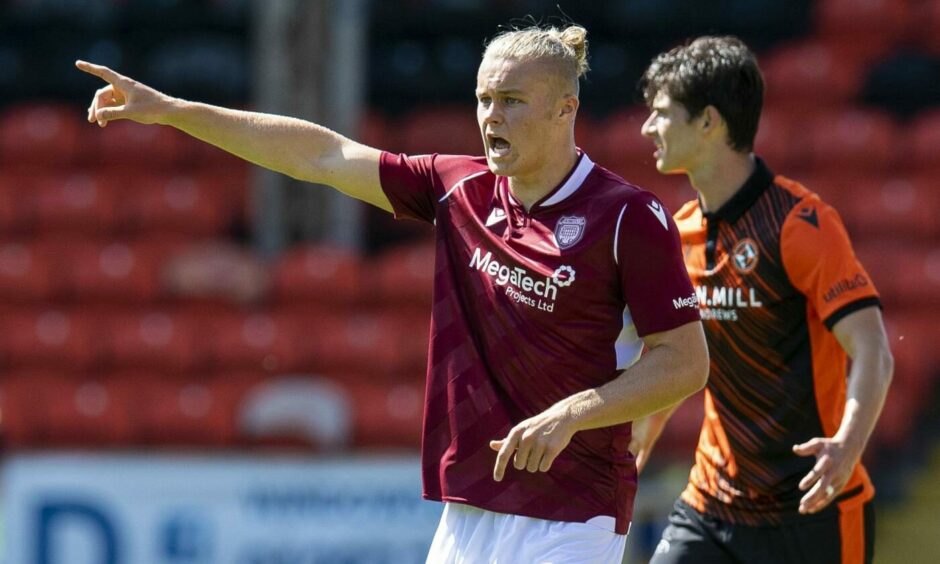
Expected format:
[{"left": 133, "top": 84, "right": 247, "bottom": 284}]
[{"left": 483, "top": 24, "right": 590, "bottom": 94}]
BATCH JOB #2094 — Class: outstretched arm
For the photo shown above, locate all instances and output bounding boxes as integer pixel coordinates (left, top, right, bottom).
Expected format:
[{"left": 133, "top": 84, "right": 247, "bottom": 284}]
[
  {"left": 76, "top": 60, "right": 391, "bottom": 212},
  {"left": 490, "top": 320, "right": 708, "bottom": 481},
  {"left": 792, "top": 306, "right": 893, "bottom": 514}
]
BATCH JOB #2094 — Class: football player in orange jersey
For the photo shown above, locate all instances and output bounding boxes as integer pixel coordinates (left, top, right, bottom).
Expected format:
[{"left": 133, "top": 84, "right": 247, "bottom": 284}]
[{"left": 634, "top": 36, "right": 893, "bottom": 564}]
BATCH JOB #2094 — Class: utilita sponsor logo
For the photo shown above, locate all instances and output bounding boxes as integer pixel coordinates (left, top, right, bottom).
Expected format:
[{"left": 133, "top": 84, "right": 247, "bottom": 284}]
[
  {"left": 469, "top": 247, "right": 573, "bottom": 312},
  {"left": 823, "top": 274, "right": 868, "bottom": 303}
]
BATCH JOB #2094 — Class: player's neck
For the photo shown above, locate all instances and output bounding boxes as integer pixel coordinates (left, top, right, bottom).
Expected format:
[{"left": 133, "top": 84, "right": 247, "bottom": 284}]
[
  {"left": 508, "top": 147, "right": 579, "bottom": 211},
  {"left": 689, "top": 151, "right": 756, "bottom": 214}
]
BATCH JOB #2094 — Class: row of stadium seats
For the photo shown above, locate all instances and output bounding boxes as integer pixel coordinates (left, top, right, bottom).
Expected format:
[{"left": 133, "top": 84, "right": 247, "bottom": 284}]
[
  {"left": 0, "top": 105, "right": 243, "bottom": 170},
  {"left": 1, "top": 164, "right": 937, "bottom": 242},
  {"left": 360, "top": 104, "right": 940, "bottom": 176},
  {"left": 0, "top": 169, "right": 248, "bottom": 237},
  {"left": 1, "top": 237, "right": 937, "bottom": 309},
  {"left": 0, "top": 306, "right": 430, "bottom": 379},
  {"left": 0, "top": 372, "right": 424, "bottom": 451},
  {"left": 0, "top": 240, "right": 436, "bottom": 306},
  {"left": 6, "top": 101, "right": 940, "bottom": 176}
]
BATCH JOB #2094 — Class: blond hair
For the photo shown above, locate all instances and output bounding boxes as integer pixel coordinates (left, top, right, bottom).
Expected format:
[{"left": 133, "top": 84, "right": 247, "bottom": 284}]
[{"left": 483, "top": 24, "right": 590, "bottom": 94}]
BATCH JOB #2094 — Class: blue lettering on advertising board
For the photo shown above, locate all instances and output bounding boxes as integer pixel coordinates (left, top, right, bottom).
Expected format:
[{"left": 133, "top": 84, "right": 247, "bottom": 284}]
[{"left": 36, "top": 500, "right": 119, "bottom": 564}]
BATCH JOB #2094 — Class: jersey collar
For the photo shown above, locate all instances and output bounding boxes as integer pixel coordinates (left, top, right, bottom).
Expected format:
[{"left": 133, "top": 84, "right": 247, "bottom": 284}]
[{"left": 703, "top": 157, "right": 774, "bottom": 224}]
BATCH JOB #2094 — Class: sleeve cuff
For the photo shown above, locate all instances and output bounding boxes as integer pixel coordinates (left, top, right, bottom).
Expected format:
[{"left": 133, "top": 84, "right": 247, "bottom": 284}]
[{"left": 823, "top": 296, "right": 882, "bottom": 331}]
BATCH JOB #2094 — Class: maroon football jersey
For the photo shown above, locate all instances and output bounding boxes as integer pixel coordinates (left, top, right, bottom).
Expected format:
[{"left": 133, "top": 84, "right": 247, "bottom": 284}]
[{"left": 380, "top": 151, "right": 700, "bottom": 534}]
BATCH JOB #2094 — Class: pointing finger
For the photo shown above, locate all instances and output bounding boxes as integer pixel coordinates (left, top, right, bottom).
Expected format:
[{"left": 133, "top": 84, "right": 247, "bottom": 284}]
[
  {"left": 493, "top": 429, "right": 522, "bottom": 482},
  {"left": 75, "top": 60, "right": 128, "bottom": 86}
]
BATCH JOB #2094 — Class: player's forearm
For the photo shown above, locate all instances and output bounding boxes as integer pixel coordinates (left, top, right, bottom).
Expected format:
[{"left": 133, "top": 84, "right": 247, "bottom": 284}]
[
  {"left": 558, "top": 327, "right": 708, "bottom": 433},
  {"left": 161, "top": 98, "right": 346, "bottom": 183},
  {"left": 834, "top": 342, "right": 893, "bottom": 457}
]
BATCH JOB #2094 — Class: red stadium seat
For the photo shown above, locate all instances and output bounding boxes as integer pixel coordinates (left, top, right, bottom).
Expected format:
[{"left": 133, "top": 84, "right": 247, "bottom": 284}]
[
  {"left": 128, "top": 173, "right": 232, "bottom": 237},
  {"left": 0, "top": 172, "right": 36, "bottom": 235},
  {"left": 270, "top": 244, "right": 365, "bottom": 305},
  {"left": 855, "top": 243, "right": 940, "bottom": 309},
  {"left": 870, "top": 383, "right": 917, "bottom": 448},
  {"left": 834, "top": 174, "right": 940, "bottom": 241},
  {"left": 207, "top": 310, "right": 309, "bottom": 373},
  {"left": 883, "top": 311, "right": 937, "bottom": 404},
  {"left": 57, "top": 239, "right": 171, "bottom": 303},
  {"left": 0, "top": 372, "right": 135, "bottom": 447},
  {"left": 573, "top": 112, "right": 603, "bottom": 158},
  {"left": 359, "top": 111, "right": 401, "bottom": 153},
  {"left": 370, "top": 241, "right": 435, "bottom": 307},
  {"left": 92, "top": 120, "right": 187, "bottom": 169},
  {"left": 347, "top": 380, "right": 424, "bottom": 449},
  {"left": 0, "top": 104, "right": 84, "bottom": 170},
  {"left": 0, "top": 242, "right": 62, "bottom": 302},
  {"left": 803, "top": 109, "right": 899, "bottom": 172},
  {"left": 300, "top": 310, "right": 419, "bottom": 377},
  {"left": 761, "top": 40, "right": 866, "bottom": 110},
  {"left": 398, "top": 106, "right": 482, "bottom": 156},
  {"left": 1, "top": 308, "right": 103, "bottom": 370},
  {"left": 103, "top": 310, "right": 203, "bottom": 373},
  {"left": 815, "top": 0, "right": 909, "bottom": 61},
  {"left": 32, "top": 172, "right": 122, "bottom": 236},
  {"left": 908, "top": 109, "right": 940, "bottom": 173},
  {"left": 595, "top": 106, "right": 658, "bottom": 178},
  {"left": 129, "top": 373, "right": 241, "bottom": 447},
  {"left": 904, "top": 0, "right": 940, "bottom": 56},
  {"left": 754, "top": 107, "right": 801, "bottom": 173}
]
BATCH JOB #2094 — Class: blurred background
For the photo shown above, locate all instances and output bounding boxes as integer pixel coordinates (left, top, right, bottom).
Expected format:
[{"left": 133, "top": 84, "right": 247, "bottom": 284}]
[{"left": 0, "top": 0, "right": 938, "bottom": 562}]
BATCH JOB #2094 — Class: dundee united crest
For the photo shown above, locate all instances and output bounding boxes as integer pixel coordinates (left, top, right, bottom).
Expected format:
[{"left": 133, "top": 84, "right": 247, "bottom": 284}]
[
  {"left": 732, "top": 238, "right": 759, "bottom": 274},
  {"left": 554, "top": 216, "right": 586, "bottom": 249}
]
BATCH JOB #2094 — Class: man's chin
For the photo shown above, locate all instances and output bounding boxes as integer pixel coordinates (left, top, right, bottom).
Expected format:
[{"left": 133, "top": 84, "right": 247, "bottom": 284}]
[
  {"left": 655, "top": 160, "right": 680, "bottom": 175},
  {"left": 486, "top": 158, "right": 515, "bottom": 176}
]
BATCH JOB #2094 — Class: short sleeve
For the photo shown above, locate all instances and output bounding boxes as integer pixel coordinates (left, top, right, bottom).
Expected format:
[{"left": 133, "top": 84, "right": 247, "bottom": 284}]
[
  {"left": 617, "top": 194, "right": 701, "bottom": 336},
  {"left": 379, "top": 152, "right": 439, "bottom": 224},
  {"left": 781, "top": 196, "right": 880, "bottom": 330}
]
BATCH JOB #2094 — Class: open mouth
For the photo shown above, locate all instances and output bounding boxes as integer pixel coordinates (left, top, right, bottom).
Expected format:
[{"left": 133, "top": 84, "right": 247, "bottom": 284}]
[{"left": 487, "top": 135, "right": 512, "bottom": 158}]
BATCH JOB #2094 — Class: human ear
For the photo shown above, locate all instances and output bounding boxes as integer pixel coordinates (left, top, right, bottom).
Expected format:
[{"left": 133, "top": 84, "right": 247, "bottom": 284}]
[{"left": 558, "top": 95, "right": 579, "bottom": 119}]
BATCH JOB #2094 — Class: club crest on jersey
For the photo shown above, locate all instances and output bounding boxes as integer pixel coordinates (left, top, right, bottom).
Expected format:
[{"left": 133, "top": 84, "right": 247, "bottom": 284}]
[
  {"left": 732, "top": 238, "right": 759, "bottom": 274},
  {"left": 554, "top": 216, "right": 586, "bottom": 249}
]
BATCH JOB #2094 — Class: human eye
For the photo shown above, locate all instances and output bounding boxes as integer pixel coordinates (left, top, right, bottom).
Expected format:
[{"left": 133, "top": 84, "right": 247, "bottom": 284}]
[
  {"left": 478, "top": 95, "right": 492, "bottom": 106},
  {"left": 504, "top": 96, "right": 522, "bottom": 106}
]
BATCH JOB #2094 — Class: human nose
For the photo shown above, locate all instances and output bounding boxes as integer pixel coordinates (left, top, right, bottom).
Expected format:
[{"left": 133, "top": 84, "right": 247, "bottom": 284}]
[
  {"left": 640, "top": 113, "right": 656, "bottom": 138},
  {"left": 480, "top": 102, "right": 503, "bottom": 125}
]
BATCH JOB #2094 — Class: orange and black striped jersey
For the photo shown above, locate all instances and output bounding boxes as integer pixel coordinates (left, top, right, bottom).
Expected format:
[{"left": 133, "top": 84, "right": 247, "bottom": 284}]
[{"left": 674, "top": 158, "right": 880, "bottom": 526}]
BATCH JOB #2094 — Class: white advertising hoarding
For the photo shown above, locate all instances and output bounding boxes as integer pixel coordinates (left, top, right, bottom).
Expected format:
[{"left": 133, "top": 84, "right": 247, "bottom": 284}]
[{"left": 2, "top": 453, "right": 442, "bottom": 564}]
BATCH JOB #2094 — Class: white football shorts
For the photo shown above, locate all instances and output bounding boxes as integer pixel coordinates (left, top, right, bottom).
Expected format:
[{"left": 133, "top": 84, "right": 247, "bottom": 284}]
[{"left": 426, "top": 502, "right": 628, "bottom": 564}]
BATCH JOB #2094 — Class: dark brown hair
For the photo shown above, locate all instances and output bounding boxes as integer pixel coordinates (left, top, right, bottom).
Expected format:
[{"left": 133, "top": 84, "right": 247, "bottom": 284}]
[{"left": 641, "top": 36, "right": 763, "bottom": 152}]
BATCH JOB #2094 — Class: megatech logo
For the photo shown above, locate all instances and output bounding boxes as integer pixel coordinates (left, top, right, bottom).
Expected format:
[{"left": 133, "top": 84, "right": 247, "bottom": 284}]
[{"left": 469, "top": 247, "right": 575, "bottom": 312}]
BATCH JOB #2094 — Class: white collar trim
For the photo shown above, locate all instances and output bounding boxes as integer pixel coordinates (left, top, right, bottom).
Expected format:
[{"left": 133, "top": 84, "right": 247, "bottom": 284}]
[{"left": 539, "top": 153, "right": 595, "bottom": 208}]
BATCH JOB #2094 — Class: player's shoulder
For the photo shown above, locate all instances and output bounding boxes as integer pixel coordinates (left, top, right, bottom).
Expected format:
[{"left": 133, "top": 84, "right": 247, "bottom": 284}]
[
  {"left": 427, "top": 154, "right": 491, "bottom": 184},
  {"left": 588, "top": 163, "right": 662, "bottom": 208},
  {"left": 773, "top": 174, "right": 842, "bottom": 231},
  {"left": 589, "top": 168, "right": 675, "bottom": 235},
  {"left": 387, "top": 152, "right": 490, "bottom": 186}
]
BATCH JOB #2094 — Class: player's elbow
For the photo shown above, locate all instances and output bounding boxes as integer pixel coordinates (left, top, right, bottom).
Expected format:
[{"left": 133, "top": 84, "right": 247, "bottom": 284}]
[{"left": 875, "top": 341, "right": 894, "bottom": 391}]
